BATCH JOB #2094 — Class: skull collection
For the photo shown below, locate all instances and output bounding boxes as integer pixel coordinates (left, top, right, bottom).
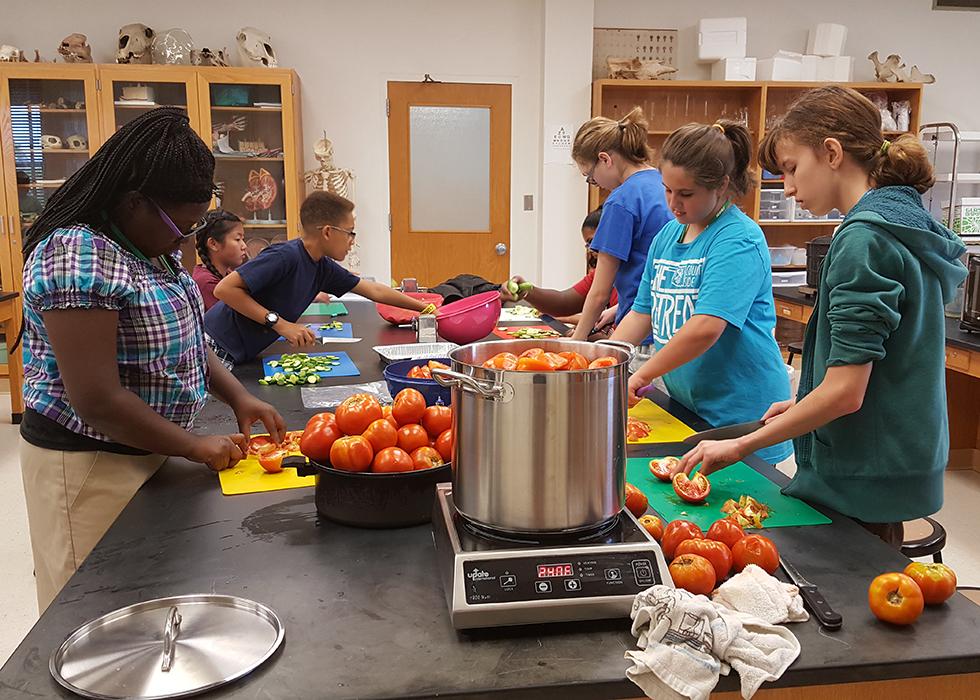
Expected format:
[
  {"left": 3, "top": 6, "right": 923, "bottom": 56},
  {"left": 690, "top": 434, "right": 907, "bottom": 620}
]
[{"left": 116, "top": 23, "right": 155, "bottom": 64}]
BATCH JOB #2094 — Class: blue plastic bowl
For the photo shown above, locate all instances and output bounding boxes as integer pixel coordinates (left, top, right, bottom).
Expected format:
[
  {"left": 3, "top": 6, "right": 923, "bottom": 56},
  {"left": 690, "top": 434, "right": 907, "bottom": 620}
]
[{"left": 383, "top": 358, "right": 452, "bottom": 407}]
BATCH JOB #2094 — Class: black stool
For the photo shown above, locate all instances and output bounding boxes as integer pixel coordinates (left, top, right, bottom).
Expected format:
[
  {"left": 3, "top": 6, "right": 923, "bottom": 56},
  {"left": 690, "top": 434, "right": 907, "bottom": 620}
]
[
  {"left": 900, "top": 517, "right": 947, "bottom": 563},
  {"left": 786, "top": 341, "right": 804, "bottom": 366}
]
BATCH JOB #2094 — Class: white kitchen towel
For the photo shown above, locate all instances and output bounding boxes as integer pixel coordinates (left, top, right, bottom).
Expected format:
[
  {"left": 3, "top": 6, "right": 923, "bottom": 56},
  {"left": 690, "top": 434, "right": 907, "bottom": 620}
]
[
  {"left": 712, "top": 564, "right": 809, "bottom": 624},
  {"left": 625, "top": 586, "right": 800, "bottom": 700}
]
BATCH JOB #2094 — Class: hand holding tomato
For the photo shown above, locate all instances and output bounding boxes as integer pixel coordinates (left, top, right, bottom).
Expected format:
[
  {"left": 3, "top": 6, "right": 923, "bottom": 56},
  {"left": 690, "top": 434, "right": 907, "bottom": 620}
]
[
  {"left": 869, "top": 572, "right": 924, "bottom": 625},
  {"left": 230, "top": 393, "right": 286, "bottom": 444},
  {"left": 676, "top": 438, "right": 747, "bottom": 477},
  {"left": 672, "top": 471, "right": 710, "bottom": 504},
  {"left": 189, "top": 434, "right": 247, "bottom": 471}
]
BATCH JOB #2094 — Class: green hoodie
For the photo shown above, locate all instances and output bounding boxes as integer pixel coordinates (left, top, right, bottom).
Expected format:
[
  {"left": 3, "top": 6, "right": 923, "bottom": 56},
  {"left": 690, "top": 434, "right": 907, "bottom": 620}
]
[{"left": 782, "top": 186, "right": 968, "bottom": 522}]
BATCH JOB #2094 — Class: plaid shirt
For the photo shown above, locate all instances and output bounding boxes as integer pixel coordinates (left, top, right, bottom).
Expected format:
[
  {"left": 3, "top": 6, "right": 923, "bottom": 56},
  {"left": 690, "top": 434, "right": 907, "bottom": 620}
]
[{"left": 23, "top": 225, "right": 210, "bottom": 442}]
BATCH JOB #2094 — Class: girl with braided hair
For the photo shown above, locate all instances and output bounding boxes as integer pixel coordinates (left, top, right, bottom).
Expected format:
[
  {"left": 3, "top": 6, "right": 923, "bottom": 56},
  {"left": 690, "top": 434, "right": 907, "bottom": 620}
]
[
  {"left": 192, "top": 209, "right": 247, "bottom": 310},
  {"left": 19, "top": 107, "right": 285, "bottom": 610}
]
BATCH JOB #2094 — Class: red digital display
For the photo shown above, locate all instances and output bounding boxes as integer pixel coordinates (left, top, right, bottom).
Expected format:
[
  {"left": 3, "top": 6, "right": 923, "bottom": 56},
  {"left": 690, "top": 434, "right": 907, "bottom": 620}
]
[{"left": 537, "top": 563, "right": 574, "bottom": 578}]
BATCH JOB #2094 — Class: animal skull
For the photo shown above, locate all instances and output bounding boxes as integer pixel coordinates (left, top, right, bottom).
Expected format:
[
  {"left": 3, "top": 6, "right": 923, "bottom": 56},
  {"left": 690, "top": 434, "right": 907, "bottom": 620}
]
[
  {"left": 191, "top": 47, "right": 229, "bottom": 67},
  {"left": 0, "top": 45, "right": 25, "bottom": 62},
  {"left": 117, "top": 23, "right": 155, "bottom": 64},
  {"left": 237, "top": 27, "right": 278, "bottom": 68},
  {"left": 58, "top": 33, "right": 92, "bottom": 63},
  {"left": 41, "top": 135, "right": 63, "bottom": 150},
  {"left": 150, "top": 28, "right": 194, "bottom": 65},
  {"left": 65, "top": 134, "right": 87, "bottom": 150}
]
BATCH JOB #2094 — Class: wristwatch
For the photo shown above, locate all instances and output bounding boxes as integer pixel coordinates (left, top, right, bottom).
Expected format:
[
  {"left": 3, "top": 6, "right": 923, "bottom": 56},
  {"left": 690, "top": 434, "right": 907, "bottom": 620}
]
[{"left": 264, "top": 311, "right": 280, "bottom": 328}]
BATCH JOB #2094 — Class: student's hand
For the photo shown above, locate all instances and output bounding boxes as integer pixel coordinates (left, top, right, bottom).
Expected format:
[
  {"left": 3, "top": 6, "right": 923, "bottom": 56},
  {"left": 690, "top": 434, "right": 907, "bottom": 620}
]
[
  {"left": 277, "top": 321, "right": 316, "bottom": 348},
  {"left": 231, "top": 394, "right": 286, "bottom": 443},
  {"left": 499, "top": 276, "right": 527, "bottom": 302},
  {"left": 627, "top": 372, "right": 653, "bottom": 407},
  {"left": 595, "top": 305, "right": 617, "bottom": 331},
  {"left": 762, "top": 399, "right": 796, "bottom": 423},
  {"left": 188, "top": 434, "right": 247, "bottom": 471},
  {"left": 419, "top": 303, "right": 437, "bottom": 315},
  {"left": 675, "top": 439, "right": 745, "bottom": 478}
]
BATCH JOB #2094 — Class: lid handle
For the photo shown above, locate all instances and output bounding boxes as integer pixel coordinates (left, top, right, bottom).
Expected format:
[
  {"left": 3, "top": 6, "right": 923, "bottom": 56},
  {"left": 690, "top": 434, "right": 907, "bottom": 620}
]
[{"left": 161, "top": 606, "right": 182, "bottom": 672}]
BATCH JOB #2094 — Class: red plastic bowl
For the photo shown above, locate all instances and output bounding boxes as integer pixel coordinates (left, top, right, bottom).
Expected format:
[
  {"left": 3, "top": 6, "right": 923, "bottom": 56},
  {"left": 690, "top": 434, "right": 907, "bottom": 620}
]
[
  {"left": 436, "top": 291, "right": 502, "bottom": 344},
  {"left": 376, "top": 292, "right": 444, "bottom": 325}
]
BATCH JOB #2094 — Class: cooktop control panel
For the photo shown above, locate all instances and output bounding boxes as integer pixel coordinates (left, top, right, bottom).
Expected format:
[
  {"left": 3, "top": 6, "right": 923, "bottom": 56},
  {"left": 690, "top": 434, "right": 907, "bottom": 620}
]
[{"left": 462, "top": 552, "right": 661, "bottom": 605}]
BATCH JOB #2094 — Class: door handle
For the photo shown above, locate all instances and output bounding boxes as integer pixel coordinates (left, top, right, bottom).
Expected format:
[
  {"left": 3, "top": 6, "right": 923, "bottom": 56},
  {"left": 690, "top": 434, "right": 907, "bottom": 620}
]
[{"left": 495, "top": 243, "right": 507, "bottom": 256}]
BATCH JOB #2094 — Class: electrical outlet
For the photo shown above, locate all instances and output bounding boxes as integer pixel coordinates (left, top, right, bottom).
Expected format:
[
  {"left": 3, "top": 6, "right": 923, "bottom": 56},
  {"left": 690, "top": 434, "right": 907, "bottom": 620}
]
[{"left": 523, "top": 195, "right": 534, "bottom": 211}]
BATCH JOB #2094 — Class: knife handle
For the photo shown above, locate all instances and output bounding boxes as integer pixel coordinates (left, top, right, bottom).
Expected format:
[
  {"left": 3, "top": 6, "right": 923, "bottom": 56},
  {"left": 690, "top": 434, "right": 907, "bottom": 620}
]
[{"left": 800, "top": 587, "right": 842, "bottom": 630}]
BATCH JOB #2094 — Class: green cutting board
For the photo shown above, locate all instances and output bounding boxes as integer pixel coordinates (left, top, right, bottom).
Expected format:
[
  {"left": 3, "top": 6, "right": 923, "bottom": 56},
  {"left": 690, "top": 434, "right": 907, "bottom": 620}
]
[
  {"left": 626, "top": 457, "right": 831, "bottom": 529},
  {"left": 303, "top": 301, "right": 348, "bottom": 317}
]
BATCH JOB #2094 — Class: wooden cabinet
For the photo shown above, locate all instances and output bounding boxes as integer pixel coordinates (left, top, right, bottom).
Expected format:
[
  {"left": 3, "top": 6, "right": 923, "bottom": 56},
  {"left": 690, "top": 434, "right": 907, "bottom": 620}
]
[{"left": 591, "top": 80, "right": 924, "bottom": 247}]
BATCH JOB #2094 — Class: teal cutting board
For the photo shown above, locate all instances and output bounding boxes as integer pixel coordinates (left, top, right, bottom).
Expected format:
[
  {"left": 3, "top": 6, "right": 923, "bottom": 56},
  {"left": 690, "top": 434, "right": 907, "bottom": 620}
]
[
  {"left": 303, "top": 301, "right": 348, "bottom": 317},
  {"left": 625, "top": 457, "right": 831, "bottom": 529}
]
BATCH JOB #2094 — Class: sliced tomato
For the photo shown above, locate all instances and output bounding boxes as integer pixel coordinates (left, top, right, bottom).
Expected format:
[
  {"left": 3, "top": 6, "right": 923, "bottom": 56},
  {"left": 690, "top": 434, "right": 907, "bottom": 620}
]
[
  {"left": 516, "top": 356, "right": 555, "bottom": 371},
  {"left": 427, "top": 360, "right": 449, "bottom": 371},
  {"left": 541, "top": 352, "right": 570, "bottom": 370},
  {"left": 407, "top": 365, "right": 431, "bottom": 379},
  {"left": 247, "top": 435, "right": 275, "bottom": 456},
  {"left": 558, "top": 351, "right": 589, "bottom": 370},
  {"left": 588, "top": 356, "right": 617, "bottom": 369},
  {"left": 672, "top": 471, "right": 711, "bottom": 504},
  {"left": 519, "top": 347, "right": 545, "bottom": 359},
  {"left": 649, "top": 456, "right": 678, "bottom": 481},
  {"left": 258, "top": 449, "right": 287, "bottom": 474},
  {"left": 482, "top": 352, "right": 518, "bottom": 370}
]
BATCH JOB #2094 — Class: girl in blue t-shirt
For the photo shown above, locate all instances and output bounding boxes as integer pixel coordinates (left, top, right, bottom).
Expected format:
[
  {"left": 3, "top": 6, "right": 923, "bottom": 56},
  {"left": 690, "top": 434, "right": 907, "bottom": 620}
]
[
  {"left": 611, "top": 121, "right": 792, "bottom": 464},
  {"left": 569, "top": 107, "right": 670, "bottom": 340}
]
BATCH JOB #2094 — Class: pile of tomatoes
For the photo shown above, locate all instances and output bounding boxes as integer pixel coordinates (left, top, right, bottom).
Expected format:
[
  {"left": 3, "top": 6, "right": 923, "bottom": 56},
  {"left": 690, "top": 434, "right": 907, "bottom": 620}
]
[
  {"left": 624, "top": 482, "right": 779, "bottom": 596},
  {"left": 482, "top": 348, "right": 618, "bottom": 372},
  {"left": 868, "top": 562, "right": 958, "bottom": 625},
  {"left": 299, "top": 390, "right": 454, "bottom": 474}
]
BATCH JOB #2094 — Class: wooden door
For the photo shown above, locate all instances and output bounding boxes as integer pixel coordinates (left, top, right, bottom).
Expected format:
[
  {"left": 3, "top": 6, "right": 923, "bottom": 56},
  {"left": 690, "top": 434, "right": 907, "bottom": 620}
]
[{"left": 387, "top": 81, "right": 511, "bottom": 287}]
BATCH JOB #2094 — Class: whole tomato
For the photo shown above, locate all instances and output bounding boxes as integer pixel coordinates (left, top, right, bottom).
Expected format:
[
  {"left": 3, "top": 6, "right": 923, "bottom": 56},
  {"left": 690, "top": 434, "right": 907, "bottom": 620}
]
[
  {"left": 329, "top": 435, "right": 374, "bottom": 472},
  {"left": 675, "top": 538, "right": 733, "bottom": 581},
  {"left": 588, "top": 356, "right": 617, "bottom": 369},
  {"left": 382, "top": 405, "right": 399, "bottom": 429},
  {"left": 731, "top": 534, "right": 780, "bottom": 574},
  {"left": 661, "top": 520, "right": 705, "bottom": 560},
  {"left": 304, "top": 412, "right": 336, "bottom": 430},
  {"left": 706, "top": 519, "right": 745, "bottom": 550},
  {"left": 421, "top": 405, "right": 453, "bottom": 438},
  {"left": 362, "top": 418, "right": 398, "bottom": 453},
  {"left": 372, "top": 446, "right": 414, "bottom": 473},
  {"left": 392, "top": 388, "right": 426, "bottom": 426},
  {"left": 258, "top": 449, "right": 287, "bottom": 474},
  {"left": 435, "top": 429, "right": 454, "bottom": 463},
  {"left": 638, "top": 514, "right": 664, "bottom": 541},
  {"left": 649, "top": 457, "right": 678, "bottom": 482},
  {"left": 624, "top": 483, "right": 648, "bottom": 518},
  {"left": 336, "top": 394, "right": 383, "bottom": 436},
  {"left": 869, "top": 572, "right": 925, "bottom": 625},
  {"left": 299, "top": 420, "right": 343, "bottom": 464},
  {"left": 558, "top": 351, "right": 589, "bottom": 370},
  {"left": 903, "top": 562, "right": 957, "bottom": 605},
  {"left": 397, "top": 424, "right": 430, "bottom": 454},
  {"left": 672, "top": 471, "right": 711, "bottom": 504},
  {"left": 669, "top": 554, "right": 717, "bottom": 596},
  {"left": 411, "top": 446, "right": 444, "bottom": 470}
]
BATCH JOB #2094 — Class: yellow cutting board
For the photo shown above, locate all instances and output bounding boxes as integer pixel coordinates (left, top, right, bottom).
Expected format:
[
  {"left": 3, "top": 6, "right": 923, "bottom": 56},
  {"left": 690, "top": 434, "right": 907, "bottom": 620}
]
[
  {"left": 217, "top": 438, "right": 315, "bottom": 495},
  {"left": 628, "top": 398, "right": 695, "bottom": 444}
]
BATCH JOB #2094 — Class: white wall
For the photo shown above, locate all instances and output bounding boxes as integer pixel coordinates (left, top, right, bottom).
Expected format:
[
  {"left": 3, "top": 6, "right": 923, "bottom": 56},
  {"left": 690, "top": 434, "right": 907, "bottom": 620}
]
[
  {"left": 1, "top": 0, "right": 545, "bottom": 284},
  {"left": 594, "top": 0, "right": 980, "bottom": 127}
]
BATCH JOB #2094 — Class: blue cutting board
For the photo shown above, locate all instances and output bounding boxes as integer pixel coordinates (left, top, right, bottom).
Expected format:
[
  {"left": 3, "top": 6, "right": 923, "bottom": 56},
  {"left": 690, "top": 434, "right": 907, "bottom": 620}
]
[
  {"left": 262, "top": 351, "right": 360, "bottom": 380},
  {"left": 278, "top": 323, "right": 353, "bottom": 341}
]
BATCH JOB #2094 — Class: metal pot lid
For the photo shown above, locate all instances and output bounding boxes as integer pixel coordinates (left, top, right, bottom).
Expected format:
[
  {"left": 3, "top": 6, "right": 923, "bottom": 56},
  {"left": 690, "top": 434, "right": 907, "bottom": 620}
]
[{"left": 50, "top": 594, "right": 284, "bottom": 700}]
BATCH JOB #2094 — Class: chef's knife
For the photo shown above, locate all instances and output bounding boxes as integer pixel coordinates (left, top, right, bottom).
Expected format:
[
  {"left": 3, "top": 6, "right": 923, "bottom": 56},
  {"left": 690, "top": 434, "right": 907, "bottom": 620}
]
[
  {"left": 681, "top": 421, "right": 766, "bottom": 445},
  {"left": 319, "top": 337, "right": 363, "bottom": 344},
  {"left": 780, "top": 556, "right": 842, "bottom": 630}
]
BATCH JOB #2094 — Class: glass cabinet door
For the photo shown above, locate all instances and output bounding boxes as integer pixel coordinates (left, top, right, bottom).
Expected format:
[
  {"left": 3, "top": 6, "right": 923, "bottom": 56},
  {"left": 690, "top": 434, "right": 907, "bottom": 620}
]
[
  {"left": 198, "top": 71, "right": 298, "bottom": 261},
  {"left": 1, "top": 66, "right": 99, "bottom": 293},
  {"left": 99, "top": 66, "right": 202, "bottom": 136}
]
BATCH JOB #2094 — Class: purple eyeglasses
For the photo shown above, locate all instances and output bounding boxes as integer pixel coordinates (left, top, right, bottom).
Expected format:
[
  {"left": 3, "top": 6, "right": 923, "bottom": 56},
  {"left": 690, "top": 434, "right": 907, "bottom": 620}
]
[{"left": 152, "top": 200, "right": 200, "bottom": 241}]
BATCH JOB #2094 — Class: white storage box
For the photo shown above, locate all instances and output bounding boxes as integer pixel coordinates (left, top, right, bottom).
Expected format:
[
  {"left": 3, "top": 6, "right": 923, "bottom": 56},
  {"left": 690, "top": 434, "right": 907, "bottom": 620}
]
[
  {"left": 806, "top": 23, "right": 848, "bottom": 57},
  {"left": 698, "top": 17, "right": 747, "bottom": 63},
  {"left": 801, "top": 55, "right": 820, "bottom": 81},
  {"left": 759, "top": 189, "right": 795, "bottom": 221},
  {"left": 769, "top": 245, "right": 796, "bottom": 266},
  {"left": 817, "top": 56, "right": 853, "bottom": 82},
  {"left": 757, "top": 51, "right": 804, "bottom": 81},
  {"left": 711, "top": 57, "right": 757, "bottom": 81},
  {"left": 772, "top": 270, "right": 807, "bottom": 287}
]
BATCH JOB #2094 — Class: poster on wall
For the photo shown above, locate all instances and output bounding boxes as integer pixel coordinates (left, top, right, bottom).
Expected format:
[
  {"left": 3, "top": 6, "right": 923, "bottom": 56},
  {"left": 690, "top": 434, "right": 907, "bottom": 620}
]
[{"left": 544, "top": 123, "right": 574, "bottom": 165}]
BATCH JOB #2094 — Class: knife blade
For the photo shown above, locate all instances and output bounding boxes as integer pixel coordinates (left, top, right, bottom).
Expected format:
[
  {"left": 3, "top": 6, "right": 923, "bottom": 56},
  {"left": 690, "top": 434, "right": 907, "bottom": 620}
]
[
  {"left": 780, "top": 556, "right": 842, "bottom": 630},
  {"left": 681, "top": 421, "right": 766, "bottom": 445},
  {"left": 319, "top": 337, "right": 363, "bottom": 344}
]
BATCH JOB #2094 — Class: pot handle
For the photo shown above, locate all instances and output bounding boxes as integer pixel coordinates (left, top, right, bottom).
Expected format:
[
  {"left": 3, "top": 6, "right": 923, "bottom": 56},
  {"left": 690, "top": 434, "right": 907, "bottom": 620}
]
[
  {"left": 431, "top": 368, "right": 505, "bottom": 400},
  {"left": 596, "top": 339, "right": 636, "bottom": 364}
]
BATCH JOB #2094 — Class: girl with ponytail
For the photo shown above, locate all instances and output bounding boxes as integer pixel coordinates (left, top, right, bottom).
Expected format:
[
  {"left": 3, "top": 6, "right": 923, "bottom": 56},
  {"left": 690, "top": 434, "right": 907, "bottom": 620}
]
[
  {"left": 569, "top": 107, "right": 670, "bottom": 341},
  {"left": 675, "top": 86, "right": 968, "bottom": 547},
  {"left": 611, "top": 120, "right": 793, "bottom": 466},
  {"left": 192, "top": 209, "right": 247, "bottom": 310}
]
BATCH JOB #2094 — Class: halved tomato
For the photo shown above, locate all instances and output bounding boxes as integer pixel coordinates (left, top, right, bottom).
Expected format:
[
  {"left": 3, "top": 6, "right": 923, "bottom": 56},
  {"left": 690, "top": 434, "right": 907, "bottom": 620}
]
[
  {"left": 516, "top": 356, "right": 555, "bottom": 371},
  {"left": 519, "top": 347, "right": 545, "bottom": 359},
  {"left": 541, "top": 352, "right": 569, "bottom": 370},
  {"left": 483, "top": 352, "right": 518, "bottom": 370},
  {"left": 650, "top": 457, "right": 679, "bottom": 482},
  {"left": 672, "top": 471, "right": 711, "bottom": 504},
  {"left": 625, "top": 482, "right": 648, "bottom": 518},
  {"left": 558, "top": 351, "right": 589, "bottom": 370},
  {"left": 627, "top": 418, "right": 651, "bottom": 441},
  {"left": 588, "top": 356, "right": 617, "bottom": 369},
  {"left": 258, "top": 449, "right": 287, "bottom": 474}
]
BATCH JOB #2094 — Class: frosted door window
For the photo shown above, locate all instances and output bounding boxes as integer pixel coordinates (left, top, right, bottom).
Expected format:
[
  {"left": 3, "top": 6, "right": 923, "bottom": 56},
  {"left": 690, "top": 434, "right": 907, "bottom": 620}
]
[{"left": 409, "top": 106, "right": 490, "bottom": 232}]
